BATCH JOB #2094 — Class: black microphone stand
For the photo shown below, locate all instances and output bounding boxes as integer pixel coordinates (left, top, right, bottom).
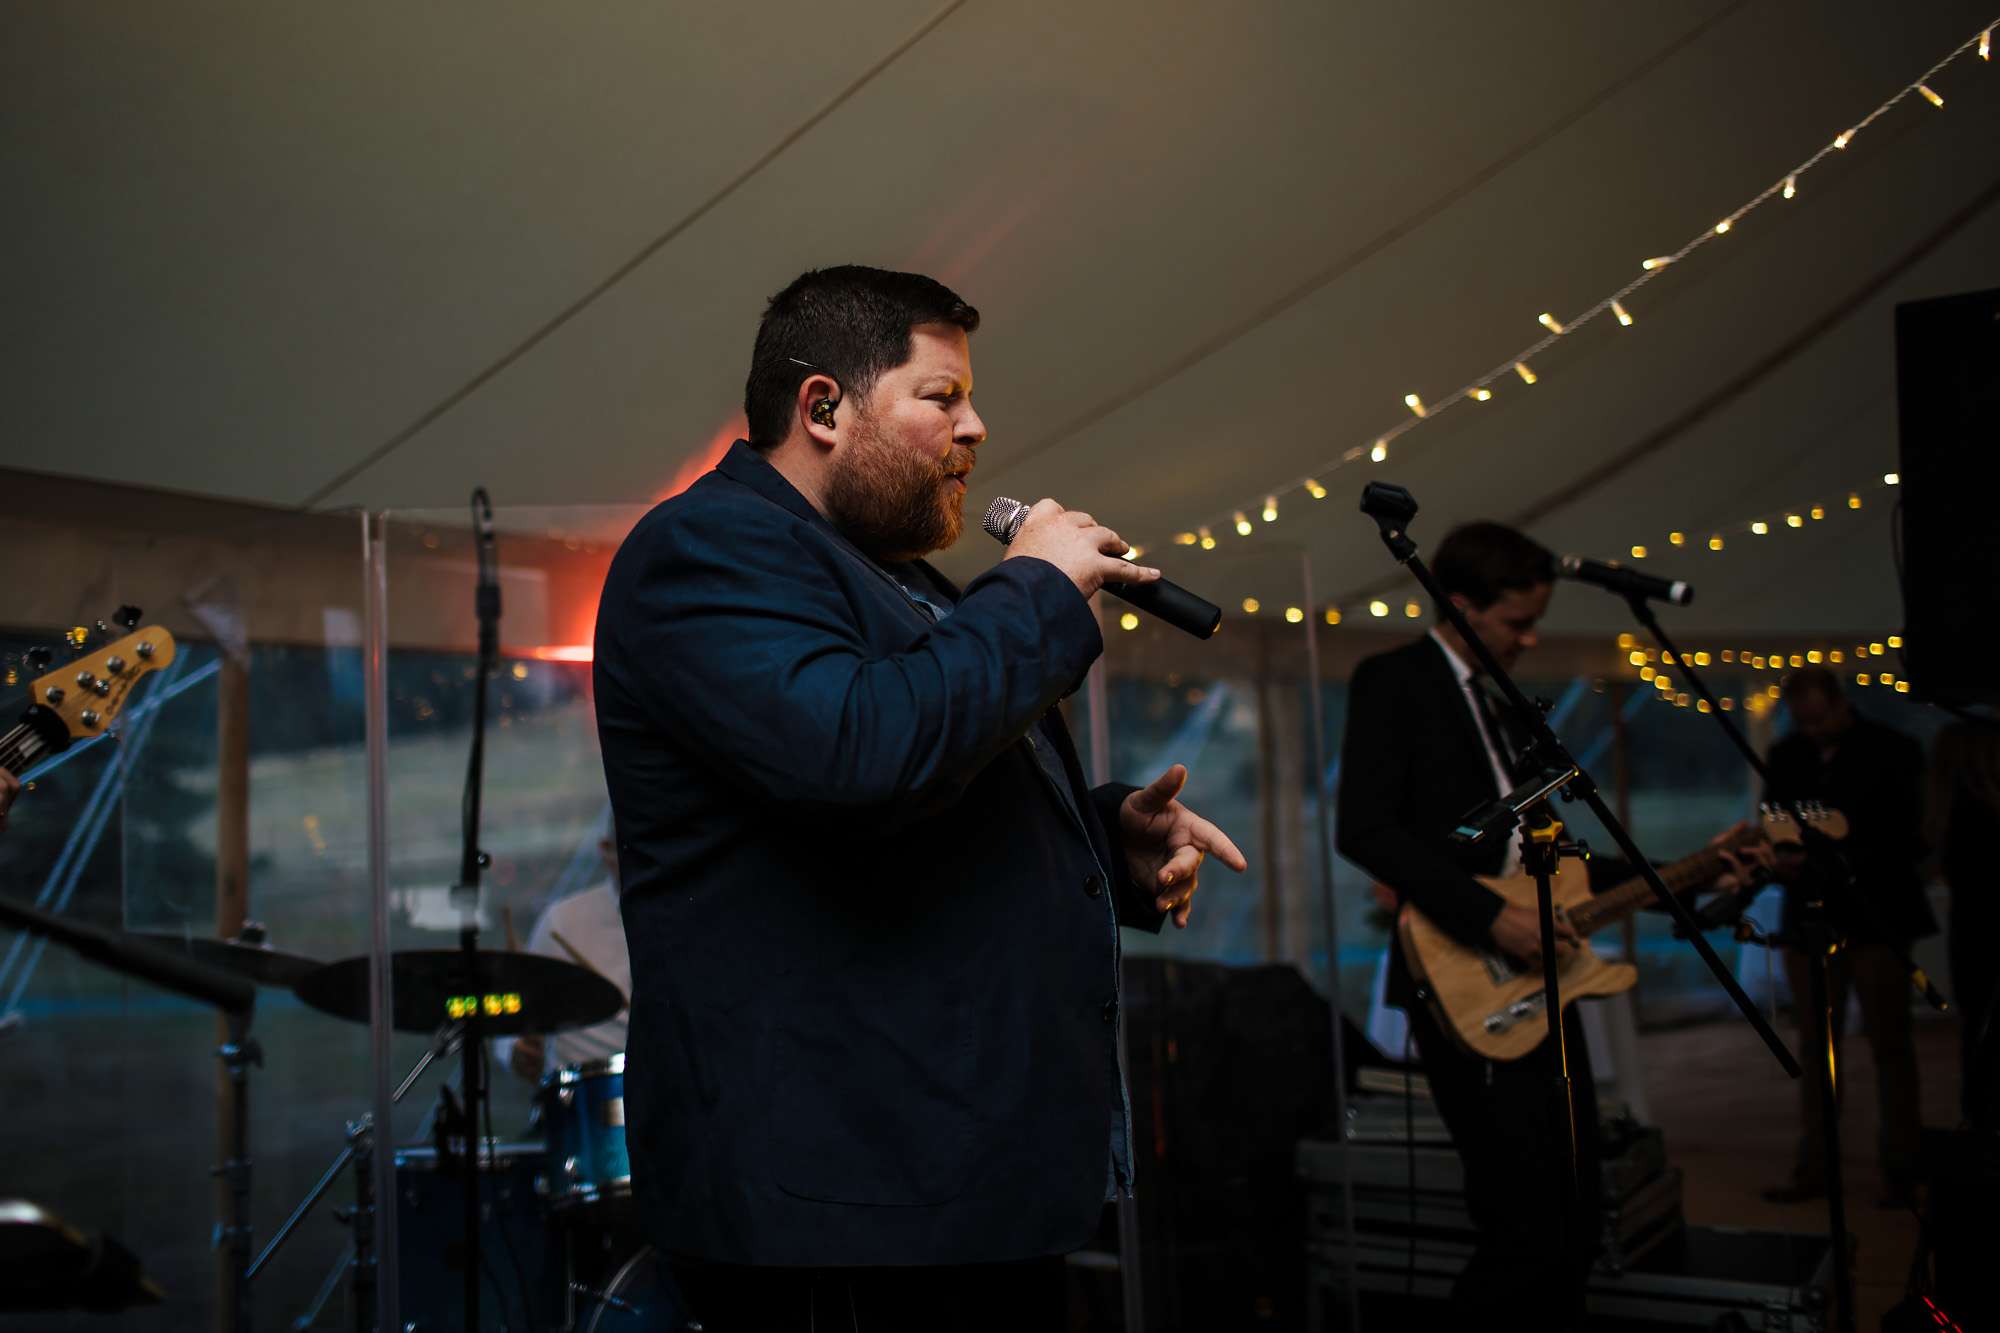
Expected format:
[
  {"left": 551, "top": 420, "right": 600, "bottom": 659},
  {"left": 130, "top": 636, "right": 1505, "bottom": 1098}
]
[
  {"left": 450, "top": 486, "right": 502, "bottom": 1332},
  {"left": 1356, "top": 485, "right": 1801, "bottom": 1312},
  {"left": 1616, "top": 593, "right": 1951, "bottom": 1333}
]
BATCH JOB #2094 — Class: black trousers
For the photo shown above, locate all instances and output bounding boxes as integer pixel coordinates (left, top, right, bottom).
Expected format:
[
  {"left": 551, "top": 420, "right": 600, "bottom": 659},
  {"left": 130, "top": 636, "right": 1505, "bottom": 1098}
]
[
  {"left": 668, "top": 1255, "right": 1066, "bottom": 1333},
  {"left": 1404, "top": 989, "right": 1602, "bottom": 1330}
]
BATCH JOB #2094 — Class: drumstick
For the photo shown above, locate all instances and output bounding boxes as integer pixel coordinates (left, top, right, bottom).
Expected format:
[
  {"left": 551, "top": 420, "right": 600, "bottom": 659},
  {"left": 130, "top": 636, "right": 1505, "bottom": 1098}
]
[{"left": 547, "top": 927, "right": 602, "bottom": 977}]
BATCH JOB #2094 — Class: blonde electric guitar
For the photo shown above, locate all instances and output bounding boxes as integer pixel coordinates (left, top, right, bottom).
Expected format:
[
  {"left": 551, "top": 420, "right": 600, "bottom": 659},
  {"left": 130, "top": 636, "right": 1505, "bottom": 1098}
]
[{"left": 1395, "top": 804, "right": 1846, "bottom": 1060}]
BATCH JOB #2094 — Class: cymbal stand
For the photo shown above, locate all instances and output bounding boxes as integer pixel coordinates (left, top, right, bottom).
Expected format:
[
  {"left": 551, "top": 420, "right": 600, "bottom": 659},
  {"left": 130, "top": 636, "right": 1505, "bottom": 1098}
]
[
  {"left": 251, "top": 1025, "right": 459, "bottom": 1330},
  {"left": 216, "top": 1016, "right": 261, "bottom": 1333}
]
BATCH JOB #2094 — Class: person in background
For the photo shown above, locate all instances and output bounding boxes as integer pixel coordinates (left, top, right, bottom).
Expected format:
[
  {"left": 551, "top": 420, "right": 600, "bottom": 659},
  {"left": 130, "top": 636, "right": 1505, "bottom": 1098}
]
[
  {"left": 501, "top": 837, "right": 630, "bottom": 1083},
  {"left": 1761, "top": 667, "right": 1933, "bottom": 1207},
  {"left": 1927, "top": 720, "right": 2000, "bottom": 1123}
]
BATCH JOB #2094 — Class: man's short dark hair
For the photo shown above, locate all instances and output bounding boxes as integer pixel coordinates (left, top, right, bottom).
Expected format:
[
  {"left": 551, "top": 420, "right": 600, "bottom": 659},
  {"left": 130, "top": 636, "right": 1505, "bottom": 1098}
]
[
  {"left": 1432, "top": 522, "right": 1556, "bottom": 612},
  {"left": 743, "top": 266, "right": 981, "bottom": 450},
  {"left": 1784, "top": 666, "right": 1846, "bottom": 704}
]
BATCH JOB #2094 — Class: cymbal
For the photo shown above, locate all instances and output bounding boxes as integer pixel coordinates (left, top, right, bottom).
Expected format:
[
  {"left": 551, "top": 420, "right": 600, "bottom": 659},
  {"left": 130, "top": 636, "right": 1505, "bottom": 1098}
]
[
  {"left": 294, "top": 949, "right": 624, "bottom": 1037},
  {"left": 131, "top": 932, "right": 322, "bottom": 990}
]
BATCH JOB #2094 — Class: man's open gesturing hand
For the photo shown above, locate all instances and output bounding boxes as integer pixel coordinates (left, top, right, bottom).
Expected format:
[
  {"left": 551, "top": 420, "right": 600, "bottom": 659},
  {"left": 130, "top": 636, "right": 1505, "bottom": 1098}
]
[{"left": 1118, "top": 764, "right": 1248, "bottom": 929}]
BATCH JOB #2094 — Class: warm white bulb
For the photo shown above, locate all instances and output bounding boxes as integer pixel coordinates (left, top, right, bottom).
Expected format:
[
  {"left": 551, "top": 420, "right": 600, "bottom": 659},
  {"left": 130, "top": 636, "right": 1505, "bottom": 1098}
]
[
  {"left": 1404, "top": 393, "right": 1427, "bottom": 418},
  {"left": 1119, "top": 612, "right": 1140, "bottom": 631},
  {"left": 1918, "top": 84, "right": 1944, "bottom": 109},
  {"left": 1884, "top": 472, "right": 1900, "bottom": 486},
  {"left": 1640, "top": 256, "right": 1675, "bottom": 271},
  {"left": 1284, "top": 607, "right": 1304, "bottom": 624},
  {"left": 1714, "top": 219, "right": 1732, "bottom": 235},
  {"left": 1834, "top": 129, "right": 1854, "bottom": 150},
  {"left": 1472, "top": 387, "right": 1492, "bottom": 401},
  {"left": 1262, "top": 497, "right": 1278, "bottom": 523},
  {"left": 1199, "top": 526, "right": 1216, "bottom": 550},
  {"left": 1783, "top": 175, "right": 1797, "bottom": 200},
  {"left": 1611, "top": 299, "right": 1633, "bottom": 327},
  {"left": 1751, "top": 521, "right": 1769, "bottom": 535},
  {"left": 1324, "top": 608, "right": 1342, "bottom": 625},
  {"left": 1305, "top": 478, "right": 1326, "bottom": 499},
  {"left": 1513, "top": 360, "right": 1537, "bottom": 385},
  {"left": 1234, "top": 512, "right": 1253, "bottom": 536},
  {"left": 1174, "top": 531, "right": 1197, "bottom": 546},
  {"left": 1403, "top": 601, "right": 1421, "bottom": 619},
  {"left": 1241, "top": 598, "right": 1260, "bottom": 614},
  {"left": 1981, "top": 28, "right": 1990, "bottom": 60},
  {"left": 1538, "top": 313, "right": 1565, "bottom": 334},
  {"left": 1370, "top": 440, "right": 1388, "bottom": 463},
  {"left": 1368, "top": 600, "right": 1389, "bottom": 618}
]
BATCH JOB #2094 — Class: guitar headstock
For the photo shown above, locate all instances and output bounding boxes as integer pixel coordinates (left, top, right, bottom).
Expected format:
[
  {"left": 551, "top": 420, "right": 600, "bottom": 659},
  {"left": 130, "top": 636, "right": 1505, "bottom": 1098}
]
[
  {"left": 22, "top": 625, "right": 177, "bottom": 745},
  {"left": 1759, "top": 801, "right": 1849, "bottom": 847}
]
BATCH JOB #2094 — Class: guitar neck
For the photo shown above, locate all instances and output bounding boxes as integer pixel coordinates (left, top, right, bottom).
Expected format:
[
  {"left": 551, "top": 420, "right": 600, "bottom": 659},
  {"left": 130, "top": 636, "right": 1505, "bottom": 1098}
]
[{"left": 1566, "top": 845, "right": 1729, "bottom": 936}]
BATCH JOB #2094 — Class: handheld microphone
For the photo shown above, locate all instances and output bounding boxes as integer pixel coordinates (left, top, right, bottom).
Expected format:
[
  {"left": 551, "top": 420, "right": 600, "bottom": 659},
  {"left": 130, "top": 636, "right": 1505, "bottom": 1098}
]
[
  {"left": 982, "top": 498, "right": 1222, "bottom": 639},
  {"left": 1558, "top": 554, "right": 1694, "bottom": 608}
]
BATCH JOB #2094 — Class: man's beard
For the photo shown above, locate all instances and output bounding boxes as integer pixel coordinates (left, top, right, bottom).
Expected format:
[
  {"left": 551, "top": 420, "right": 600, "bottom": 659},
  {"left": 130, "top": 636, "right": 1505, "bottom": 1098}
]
[{"left": 823, "top": 416, "right": 971, "bottom": 562}]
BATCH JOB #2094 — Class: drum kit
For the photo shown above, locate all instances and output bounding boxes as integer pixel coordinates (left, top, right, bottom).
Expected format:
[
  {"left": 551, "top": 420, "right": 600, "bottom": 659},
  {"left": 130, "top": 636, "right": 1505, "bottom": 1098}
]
[
  {"left": 5, "top": 919, "right": 689, "bottom": 1331},
  {"left": 218, "top": 930, "right": 687, "bottom": 1333}
]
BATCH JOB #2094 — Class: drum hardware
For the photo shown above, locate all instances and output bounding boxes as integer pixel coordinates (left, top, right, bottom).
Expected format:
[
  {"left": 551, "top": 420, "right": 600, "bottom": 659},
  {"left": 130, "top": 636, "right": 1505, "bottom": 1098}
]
[
  {"left": 133, "top": 921, "right": 323, "bottom": 991},
  {"left": 0, "top": 893, "right": 259, "bottom": 1333},
  {"left": 250, "top": 1023, "right": 459, "bottom": 1331}
]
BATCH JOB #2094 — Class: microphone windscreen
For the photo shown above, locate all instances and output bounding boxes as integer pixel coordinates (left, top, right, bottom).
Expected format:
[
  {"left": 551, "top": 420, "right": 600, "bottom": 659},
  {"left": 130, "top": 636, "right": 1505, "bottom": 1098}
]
[{"left": 982, "top": 496, "right": 1029, "bottom": 545}]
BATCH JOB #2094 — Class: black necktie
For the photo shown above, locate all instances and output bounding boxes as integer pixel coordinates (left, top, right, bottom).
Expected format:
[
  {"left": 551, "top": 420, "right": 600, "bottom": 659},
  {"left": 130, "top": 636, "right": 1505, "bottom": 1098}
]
[{"left": 1470, "top": 675, "right": 1535, "bottom": 785}]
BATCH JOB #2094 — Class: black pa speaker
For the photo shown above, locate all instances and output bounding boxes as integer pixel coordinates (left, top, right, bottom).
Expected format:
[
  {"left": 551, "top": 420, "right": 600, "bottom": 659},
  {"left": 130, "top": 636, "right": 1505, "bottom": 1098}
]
[{"left": 1894, "top": 287, "right": 2000, "bottom": 706}]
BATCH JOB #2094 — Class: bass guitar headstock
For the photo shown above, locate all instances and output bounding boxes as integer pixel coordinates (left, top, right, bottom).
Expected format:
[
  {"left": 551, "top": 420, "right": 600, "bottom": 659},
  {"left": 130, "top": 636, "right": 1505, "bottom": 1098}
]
[
  {"left": 11, "top": 609, "right": 177, "bottom": 757},
  {"left": 1759, "top": 801, "right": 1849, "bottom": 847}
]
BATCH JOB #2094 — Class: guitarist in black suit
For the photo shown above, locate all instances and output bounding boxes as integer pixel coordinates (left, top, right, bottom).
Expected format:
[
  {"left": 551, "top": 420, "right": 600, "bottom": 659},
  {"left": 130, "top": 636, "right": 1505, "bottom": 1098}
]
[{"left": 1337, "top": 521, "right": 1759, "bottom": 1328}]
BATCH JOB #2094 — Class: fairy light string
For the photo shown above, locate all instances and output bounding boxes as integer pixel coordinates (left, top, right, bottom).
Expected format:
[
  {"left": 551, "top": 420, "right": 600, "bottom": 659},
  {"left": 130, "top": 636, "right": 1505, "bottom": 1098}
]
[{"left": 1154, "top": 18, "right": 1993, "bottom": 558}]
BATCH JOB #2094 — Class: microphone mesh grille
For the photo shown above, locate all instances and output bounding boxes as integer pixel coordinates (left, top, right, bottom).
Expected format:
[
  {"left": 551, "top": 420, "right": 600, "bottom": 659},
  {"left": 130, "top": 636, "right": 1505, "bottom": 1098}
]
[{"left": 981, "top": 496, "right": 1028, "bottom": 544}]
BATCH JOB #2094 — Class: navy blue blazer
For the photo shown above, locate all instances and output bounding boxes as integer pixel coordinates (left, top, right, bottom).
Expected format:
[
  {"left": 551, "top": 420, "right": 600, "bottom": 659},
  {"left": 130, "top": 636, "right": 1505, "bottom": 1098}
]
[{"left": 593, "top": 441, "right": 1164, "bottom": 1267}]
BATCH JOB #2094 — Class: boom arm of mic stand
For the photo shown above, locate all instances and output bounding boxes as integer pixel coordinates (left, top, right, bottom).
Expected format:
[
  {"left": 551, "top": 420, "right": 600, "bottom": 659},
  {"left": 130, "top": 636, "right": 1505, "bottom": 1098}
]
[
  {"left": 1360, "top": 498, "right": 1802, "bottom": 1080},
  {"left": 1620, "top": 596, "right": 1949, "bottom": 1013}
]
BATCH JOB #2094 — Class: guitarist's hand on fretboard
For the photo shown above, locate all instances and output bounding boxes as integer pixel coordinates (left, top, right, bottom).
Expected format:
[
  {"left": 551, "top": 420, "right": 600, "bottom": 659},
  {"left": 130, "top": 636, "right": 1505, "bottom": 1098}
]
[{"left": 1707, "top": 820, "right": 1780, "bottom": 896}]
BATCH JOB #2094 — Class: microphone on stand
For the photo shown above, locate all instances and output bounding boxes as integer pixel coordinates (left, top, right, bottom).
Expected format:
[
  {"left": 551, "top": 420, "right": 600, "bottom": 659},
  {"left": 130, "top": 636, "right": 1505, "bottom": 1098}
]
[
  {"left": 981, "top": 497, "right": 1222, "bottom": 639},
  {"left": 1558, "top": 554, "right": 1694, "bottom": 608},
  {"left": 472, "top": 488, "right": 501, "bottom": 659}
]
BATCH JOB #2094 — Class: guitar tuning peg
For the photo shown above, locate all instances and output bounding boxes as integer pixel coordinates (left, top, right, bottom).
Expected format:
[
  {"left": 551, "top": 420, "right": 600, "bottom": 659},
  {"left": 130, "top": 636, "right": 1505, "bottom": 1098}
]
[{"left": 114, "top": 605, "right": 143, "bottom": 629}]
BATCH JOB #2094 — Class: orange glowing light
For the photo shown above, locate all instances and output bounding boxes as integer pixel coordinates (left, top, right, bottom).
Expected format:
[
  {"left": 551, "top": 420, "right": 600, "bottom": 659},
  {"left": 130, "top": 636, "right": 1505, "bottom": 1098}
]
[{"left": 531, "top": 644, "right": 595, "bottom": 663}]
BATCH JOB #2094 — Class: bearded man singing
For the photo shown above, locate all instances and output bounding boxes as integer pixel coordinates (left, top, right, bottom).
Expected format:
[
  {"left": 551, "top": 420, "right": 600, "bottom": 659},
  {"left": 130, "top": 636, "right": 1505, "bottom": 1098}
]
[{"left": 593, "top": 265, "right": 1245, "bottom": 1331}]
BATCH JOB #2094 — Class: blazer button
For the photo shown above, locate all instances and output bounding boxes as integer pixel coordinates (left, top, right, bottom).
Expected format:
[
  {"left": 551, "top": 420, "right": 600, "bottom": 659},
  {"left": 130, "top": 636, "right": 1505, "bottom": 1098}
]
[
  {"left": 1083, "top": 872, "right": 1104, "bottom": 898},
  {"left": 1102, "top": 998, "right": 1118, "bottom": 1024}
]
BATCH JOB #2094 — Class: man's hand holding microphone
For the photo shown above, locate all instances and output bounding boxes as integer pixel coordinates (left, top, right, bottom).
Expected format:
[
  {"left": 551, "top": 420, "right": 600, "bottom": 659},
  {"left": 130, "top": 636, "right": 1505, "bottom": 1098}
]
[{"left": 1000, "top": 499, "right": 1162, "bottom": 599}]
